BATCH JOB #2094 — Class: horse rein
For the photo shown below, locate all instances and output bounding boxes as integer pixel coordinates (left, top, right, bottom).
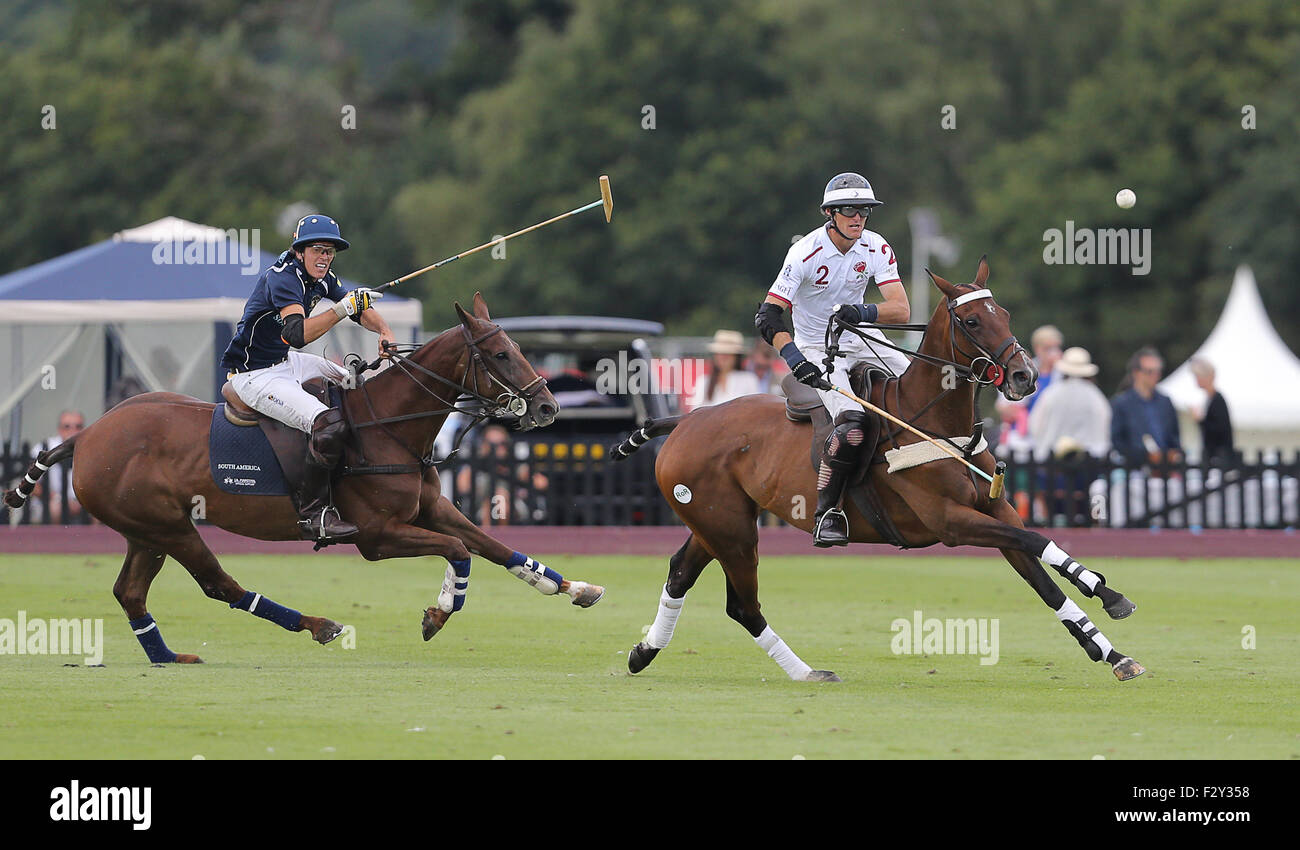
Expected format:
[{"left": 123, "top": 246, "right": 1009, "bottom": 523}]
[{"left": 826, "top": 286, "right": 1026, "bottom": 391}]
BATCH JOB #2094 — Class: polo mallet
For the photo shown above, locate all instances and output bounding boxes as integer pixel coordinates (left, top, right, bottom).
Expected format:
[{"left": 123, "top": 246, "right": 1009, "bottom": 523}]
[
  {"left": 827, "top": 385, "right": 1007, "bottom": 499},
  {"left": 374, "top": 175, "right": 614, "bottom": 294}
]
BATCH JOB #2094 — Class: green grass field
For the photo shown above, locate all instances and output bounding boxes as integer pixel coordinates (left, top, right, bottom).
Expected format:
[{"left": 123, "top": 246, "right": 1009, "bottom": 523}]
[{"left": 0, "top": 551, "right": 1295, "bottom": 759}]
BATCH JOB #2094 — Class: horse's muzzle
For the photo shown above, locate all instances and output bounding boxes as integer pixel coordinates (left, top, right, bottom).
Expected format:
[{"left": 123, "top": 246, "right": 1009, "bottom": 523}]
[
  {"left": 1003, "top": 366, "right": 1037, "bottom": 401},
  {"left": 518, "top": 397, "right": 558, "bottom": 430}
]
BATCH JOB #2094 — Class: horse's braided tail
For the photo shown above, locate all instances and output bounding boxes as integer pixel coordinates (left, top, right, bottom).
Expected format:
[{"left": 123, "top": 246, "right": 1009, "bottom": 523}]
[
  {"left": 610, "top": 417, "right": 682, "bottom": 462},
  {"left": 3, "top": 435, "right": 78, "bottom": 509}
]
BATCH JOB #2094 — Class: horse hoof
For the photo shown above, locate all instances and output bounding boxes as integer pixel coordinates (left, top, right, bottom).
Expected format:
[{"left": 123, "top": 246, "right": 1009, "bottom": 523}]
[
  {"left": 804, "top": 670, "right": 841, "bottom": 683},
  {"left": 1112, "top": 656, "right": 1145, "bottom": 681},
  {"left": 628, "top": 642, "right": 659, "bottom": 674},
  {"left": 312, "top": 619, "right": 345, "bottom": 645},
  {"left": 422, "top": 606, "right": 450, "bottom": 641},
  {"left": 174, "top": 654, "right": 204, "bottom": 664},
  {"left": 570, "top": 582, "right": 605, "bottom": 608},
  {"left": 1105, "top": 596, "right": 1136, "bottom": 620}
]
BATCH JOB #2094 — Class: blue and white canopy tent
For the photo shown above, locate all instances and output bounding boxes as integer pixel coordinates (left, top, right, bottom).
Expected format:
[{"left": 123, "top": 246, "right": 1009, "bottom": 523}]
[{"left": 0, "top": 217, "right": 423, "bottom": 450}]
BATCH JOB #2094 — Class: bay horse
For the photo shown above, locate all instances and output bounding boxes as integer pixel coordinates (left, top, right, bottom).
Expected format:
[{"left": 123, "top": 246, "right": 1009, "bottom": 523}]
[
  {"left": 4, "top": 293, "right": 603, "bottom": 663},
  {"left": 613, "top": 258, "right": 1144, "bottom": 683}
]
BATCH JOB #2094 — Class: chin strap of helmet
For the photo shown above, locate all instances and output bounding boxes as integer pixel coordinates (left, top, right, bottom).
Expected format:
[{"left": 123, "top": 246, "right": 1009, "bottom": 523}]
[{"left": 824, "top": 212, "right": 854, "bottom": 243}]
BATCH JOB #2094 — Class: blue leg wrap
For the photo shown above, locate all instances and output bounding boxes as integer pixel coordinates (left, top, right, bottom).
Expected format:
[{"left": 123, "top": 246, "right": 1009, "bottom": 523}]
[
  {"left": 231, "top": 590, "right": 302, "bottom": 632},
  {"left": 129, "top": 614, "right": 178, "bottom": 663},
  {"left": 450, "top": 559, "right": 471, "bottom": 612}
]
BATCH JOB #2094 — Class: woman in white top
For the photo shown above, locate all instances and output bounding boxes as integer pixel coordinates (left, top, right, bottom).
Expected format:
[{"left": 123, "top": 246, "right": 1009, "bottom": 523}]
[{"left": 690, "top": 330, "right": 761, "bottom": 409}]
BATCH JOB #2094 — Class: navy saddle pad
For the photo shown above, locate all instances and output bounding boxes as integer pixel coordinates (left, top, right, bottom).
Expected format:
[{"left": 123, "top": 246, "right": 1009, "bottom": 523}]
[{"left": 209, "top": 405, "right": 290, "bottom": 495}]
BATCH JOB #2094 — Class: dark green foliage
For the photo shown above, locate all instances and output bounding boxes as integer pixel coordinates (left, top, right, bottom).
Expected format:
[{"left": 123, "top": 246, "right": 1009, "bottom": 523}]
[{"left": 2, "top": 0, "right": 1296, "bottom": 384}]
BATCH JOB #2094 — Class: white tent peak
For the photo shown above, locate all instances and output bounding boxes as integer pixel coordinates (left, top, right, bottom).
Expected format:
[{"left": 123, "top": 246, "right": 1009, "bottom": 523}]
[
  {"left": 1160, "top": 265, "right": 1300, "bottom": 430},
  {"left": 113, "top": 216, "right": 235, "bottom": 243}
]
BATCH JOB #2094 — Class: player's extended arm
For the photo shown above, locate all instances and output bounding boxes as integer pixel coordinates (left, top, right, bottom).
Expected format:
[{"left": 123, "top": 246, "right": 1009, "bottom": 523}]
[
  {"left": 756, "top": 295, "right": 829, "bottom": 390},
  {"left": 359, "top": 307, "right": 397, "bottom": 354}
]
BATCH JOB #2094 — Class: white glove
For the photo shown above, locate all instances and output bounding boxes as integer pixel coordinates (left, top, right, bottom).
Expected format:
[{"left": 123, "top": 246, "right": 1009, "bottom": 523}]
[{"left": 332, "top": 287, "right": 383, "bottom": 318}]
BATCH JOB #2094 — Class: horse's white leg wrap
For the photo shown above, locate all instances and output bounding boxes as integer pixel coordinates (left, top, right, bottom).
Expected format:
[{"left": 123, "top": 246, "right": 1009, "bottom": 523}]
[
  {"left": 755, "top": 626, "right": 813, "bottom": 681},
  {"left": 644, "top": 585, "right": 684, "bottom": 649},
  {"left": 506, "top": 555, "right": 560, "bottom": 596},
  {"left": 1041, "top": 540, "right": 1102, "bottom": 594},
  {"left": 1055, "top": 597, "right": 1114, "bottom": 661},
  {"left": 437, "top": 560, "right": 471, "bottom": 614}
]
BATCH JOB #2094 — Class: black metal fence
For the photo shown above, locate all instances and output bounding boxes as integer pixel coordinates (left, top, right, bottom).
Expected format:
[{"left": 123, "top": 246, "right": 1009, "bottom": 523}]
[
  {"left": 998, "top": 451, "right": 1300, "bottom": 530},
  {"left": 5, "top": 440, "right": 1297, "bottom": 530}
]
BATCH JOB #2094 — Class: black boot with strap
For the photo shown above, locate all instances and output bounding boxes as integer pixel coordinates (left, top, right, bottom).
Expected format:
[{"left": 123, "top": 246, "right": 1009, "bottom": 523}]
[
  {"left": 297, "top": 408, "right": 360, "bottom": 543},
  {"left": 812, "top": 409, "right": 876, "bottom": 547}
]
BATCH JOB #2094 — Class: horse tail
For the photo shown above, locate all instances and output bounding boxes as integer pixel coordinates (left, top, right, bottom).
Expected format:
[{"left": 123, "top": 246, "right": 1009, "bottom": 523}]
[
  {"left": 610, "top": 417, "right": 683, "bottom": 462},
  {"left": 3, "top": 434, "right": 79, "bottom": 509}
]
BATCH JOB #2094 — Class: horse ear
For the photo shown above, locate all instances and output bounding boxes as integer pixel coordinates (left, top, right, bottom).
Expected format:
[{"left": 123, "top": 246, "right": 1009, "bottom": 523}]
[
  {"left": 974, "top": 254, "right": 990, "bottom": 288},
  {"left": 926, "top": 268, "right": 959, "bottom": 300},
  {"left": 454, "top": 301, "right": 474, "bottom": 329},
  {"left": 472, "top": 291, "right": 491, "bottom": 321}
]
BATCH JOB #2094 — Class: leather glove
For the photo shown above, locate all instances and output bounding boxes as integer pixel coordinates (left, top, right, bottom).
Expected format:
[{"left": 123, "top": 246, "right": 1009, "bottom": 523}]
[
  {"left": 834, "top": 303, "right": 878, "bottom": 325},
  {"left": 333, "top": 287, "right": 383, "bottom": 319},
  {"left": 781, "top": 342, "right": 832, "bottom": 390}
]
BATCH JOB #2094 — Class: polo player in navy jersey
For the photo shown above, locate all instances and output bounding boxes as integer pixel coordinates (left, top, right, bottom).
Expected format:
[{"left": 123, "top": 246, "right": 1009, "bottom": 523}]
[{"left": 221, "top": 214, "right": 395, "bottom": 543}]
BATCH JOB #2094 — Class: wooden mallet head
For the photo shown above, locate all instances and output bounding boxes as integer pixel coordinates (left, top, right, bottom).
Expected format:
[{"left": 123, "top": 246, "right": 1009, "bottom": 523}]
[{"left": 600, "top": 175, "right": 614, "bottom": 222}]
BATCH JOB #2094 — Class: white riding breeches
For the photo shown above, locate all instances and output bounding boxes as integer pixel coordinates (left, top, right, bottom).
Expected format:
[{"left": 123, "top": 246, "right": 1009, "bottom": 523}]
[
  {"left": 801, "top": 335, "right": 910, "bottom": 421},
  {"left": 228, "top": 350, "right": 350, "bottom": 434}
]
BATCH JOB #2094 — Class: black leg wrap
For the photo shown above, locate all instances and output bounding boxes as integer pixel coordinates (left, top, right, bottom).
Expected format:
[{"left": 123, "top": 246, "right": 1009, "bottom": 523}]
[
  {"left": 1063, "top": 617, "right": 1105, "bottom": 662},
  {"left": 1052, "top": 557, "right": 1107, "bottom": 599}
]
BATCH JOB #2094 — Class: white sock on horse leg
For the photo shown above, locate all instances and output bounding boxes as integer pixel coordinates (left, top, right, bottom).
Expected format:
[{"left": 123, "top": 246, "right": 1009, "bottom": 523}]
[
  {"left": 644, "top": 585, "right": 684, "bottom": 649},
  {"left": 755, "top": 626, "right": 813, "bottom": 681},
  {"left": 1041, "top": 541, "right": 1101, "bottom": 594},
  {"left": 1055, "top": 597, "right": 1115, "bottom": 659}
]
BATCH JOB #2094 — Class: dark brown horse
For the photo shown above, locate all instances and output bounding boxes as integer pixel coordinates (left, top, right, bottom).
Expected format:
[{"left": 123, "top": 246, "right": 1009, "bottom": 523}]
[
  {"left": 614, "top": 258, "right": 1143, "bottom": 683},
  {"left": 4, "top": 293, "right": 603, "bottom": 663}
]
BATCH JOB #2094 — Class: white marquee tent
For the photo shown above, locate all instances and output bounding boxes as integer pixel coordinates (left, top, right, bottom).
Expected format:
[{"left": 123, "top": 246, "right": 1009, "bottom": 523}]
[
  {"left": 0, "top": 217, "right": 423, "bottom": 450},
  {"left": 1160, "top": 265, "right": 1300, "bottom": 458}
]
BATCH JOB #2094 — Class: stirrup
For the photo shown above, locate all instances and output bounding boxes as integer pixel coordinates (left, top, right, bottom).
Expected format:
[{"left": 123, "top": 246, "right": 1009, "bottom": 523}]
[
  {"left": 813, "top": 507, "right": 849, "bottom": 547},
  {"left": 298, "top": 506, "right": 357, "bottom": 543}
]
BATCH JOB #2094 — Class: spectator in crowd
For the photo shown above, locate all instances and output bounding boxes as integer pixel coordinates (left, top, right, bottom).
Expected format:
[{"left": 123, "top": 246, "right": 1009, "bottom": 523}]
[
  {"left": 993, "top": 397, "right": 1033, "bottom": 460},
  {"left": 1189, "top": 357, "right": 1235, "bottom": 463},
  {"left": 1027, "top": 347, "right": 1111, "bottom": 462},
  {"left": 30, "top": 410, "right": 86, "bottom": 524},
  {"left": 1026, "top": 325, "right": 1064, "bottom": 412},
  {"left": 1110, "top": 346, "right": 1182, "bottom": 466},
  {"left": 689, "top": 330, "right": 760, "bottom": 409},
  {"left": 455, "top": 424, "right": 548, "bottom": 526},
  {"left": 748, "top": 338, "right": 786, "bottom": 397}
]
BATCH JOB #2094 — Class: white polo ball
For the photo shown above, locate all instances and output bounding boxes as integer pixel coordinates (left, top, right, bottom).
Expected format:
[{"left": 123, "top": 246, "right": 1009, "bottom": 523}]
[{"left": 1115, "top": 188, "right": 1136, "bottom": 209}]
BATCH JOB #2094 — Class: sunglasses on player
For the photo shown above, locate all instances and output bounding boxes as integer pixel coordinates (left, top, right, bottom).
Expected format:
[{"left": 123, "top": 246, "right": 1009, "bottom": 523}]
[{"left": 833, "top": 205, "right": 873, "bottom": 219}]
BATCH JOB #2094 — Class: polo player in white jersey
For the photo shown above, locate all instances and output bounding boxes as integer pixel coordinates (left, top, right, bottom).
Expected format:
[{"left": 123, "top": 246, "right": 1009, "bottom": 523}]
[{"left": 754, "top": 172, "right": 911, "bottom": 546}]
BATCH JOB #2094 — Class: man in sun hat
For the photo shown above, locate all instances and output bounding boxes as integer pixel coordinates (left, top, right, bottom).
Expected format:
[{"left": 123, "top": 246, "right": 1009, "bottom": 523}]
[{"left": 1028, "top": 346, "right": 1111, "bottom": 462}]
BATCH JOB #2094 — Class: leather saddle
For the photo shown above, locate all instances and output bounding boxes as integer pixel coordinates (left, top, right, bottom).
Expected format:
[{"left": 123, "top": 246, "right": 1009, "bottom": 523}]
[
  {"left": 781, "top": 365, "right": 912, "bottom": 548},
  {"left": 218, "top": 378, "right": 346, "bottom": 499}
]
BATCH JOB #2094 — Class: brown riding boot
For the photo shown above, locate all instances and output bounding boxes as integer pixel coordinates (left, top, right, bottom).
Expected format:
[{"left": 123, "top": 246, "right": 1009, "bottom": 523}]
[
  {"left": 812, "top": 410, "right": 871, "bottom": 547},
  {"left": 297, "top": 408, "right": 359, "bottom": 543}
]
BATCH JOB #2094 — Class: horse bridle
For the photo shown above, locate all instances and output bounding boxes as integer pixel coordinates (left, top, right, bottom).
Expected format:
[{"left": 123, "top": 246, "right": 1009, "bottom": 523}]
[
  {"left": 345, "top": 323, "right": 549, "bottom": 470},
  {"left": 945, "top": 287, "right": 1028, "bottom": 389}
]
